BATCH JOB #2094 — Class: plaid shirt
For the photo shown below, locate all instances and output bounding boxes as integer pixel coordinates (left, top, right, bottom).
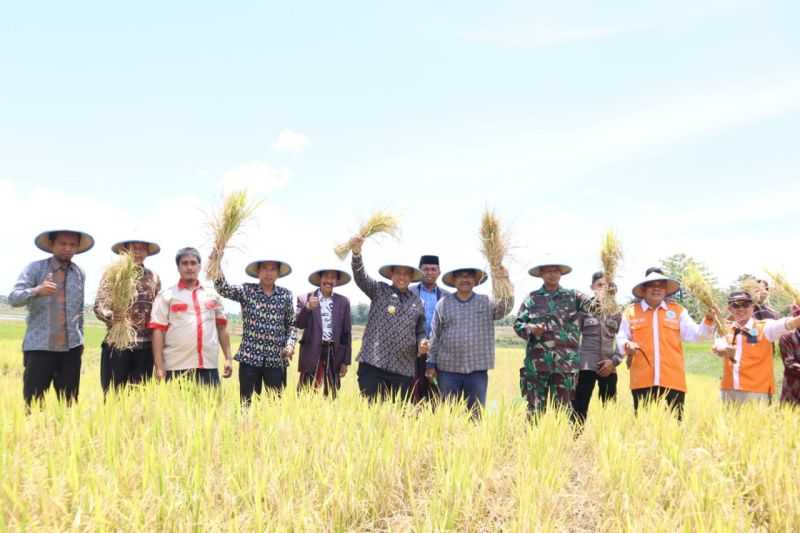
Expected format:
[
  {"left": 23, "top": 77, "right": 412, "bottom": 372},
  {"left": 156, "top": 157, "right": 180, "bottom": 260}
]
[
  {"left": 94, "top": 266, "right": 161, "bottom": 347},
  {"left": 214, "top": 276, "right": 296, "bottom": 368},
  {"left": 427, "top": 291, "right": 514, "bottom": 374},
  {"left": 9, "top": 257, "right": 86, "bottom": 351},
  {"left": 352, "top": 253, "right": 426, "bottom": 377}
]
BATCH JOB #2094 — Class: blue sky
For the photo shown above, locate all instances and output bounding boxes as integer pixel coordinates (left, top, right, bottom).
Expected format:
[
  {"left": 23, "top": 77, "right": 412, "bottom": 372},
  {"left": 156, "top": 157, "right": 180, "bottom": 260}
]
[{"left": 2, "top": 1, "right": 798, "bottom": 307}]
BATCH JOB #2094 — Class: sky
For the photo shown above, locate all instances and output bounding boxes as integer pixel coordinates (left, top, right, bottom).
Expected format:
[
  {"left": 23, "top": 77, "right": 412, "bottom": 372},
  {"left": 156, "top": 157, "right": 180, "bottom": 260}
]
[{"left": 1, "top": 0, "right": 798, "bottom": 310}]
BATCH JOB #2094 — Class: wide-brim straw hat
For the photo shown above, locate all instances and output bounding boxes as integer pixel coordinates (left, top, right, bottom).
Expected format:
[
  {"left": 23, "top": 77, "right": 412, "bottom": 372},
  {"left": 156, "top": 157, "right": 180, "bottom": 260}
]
[
  {"left": 442, "top": 267, "right": 488, "bottom": 288},
  {"left": 245, "top": 259, "right": 292, "bottom": 279},
  {"left": 34, "top": 229, "right": 95, "bottom": 254},
  {"left": 308, "top": 268, "right": 352, "bottom": 287},
  {"left": 631, "top": 272, "right": 680, "bottom": 299},
  {"left": 111, "top": 239, "right": 161, "bottom": 256},
  {"left": 528, "top": 263, "right": 572, "bottom": 277},
  {"left": 378, "top": 264, "right": 423, "bottom": 283}
]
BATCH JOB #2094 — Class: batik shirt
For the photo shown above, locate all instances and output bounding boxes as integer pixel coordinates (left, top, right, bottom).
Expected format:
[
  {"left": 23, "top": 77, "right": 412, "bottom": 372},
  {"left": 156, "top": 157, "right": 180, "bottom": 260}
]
[
  {"left": 9, "top": 257, "right": 86, "bottom": 351},
  {"left": 214, "top": 276, "right": 296, "bottom": 368},
  {"left": 514, "top": 286, "right": 592, "bottom": 374},
  {"left": 779, "top": 330, "right": 800, "bottom": 405},
  {"left": 94, "top": 266, "right": 161, "bottom": 347}
]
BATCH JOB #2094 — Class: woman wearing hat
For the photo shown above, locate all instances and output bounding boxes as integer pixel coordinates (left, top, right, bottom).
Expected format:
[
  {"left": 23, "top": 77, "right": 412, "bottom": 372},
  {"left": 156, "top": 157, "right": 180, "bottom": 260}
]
[
  {"left": 616, "top": 272, "right": 714, "bottom": 419},
  {"left": 9, "top": 229, "right": 94, "bottom": 406},
  {"left": 213, "top": 258, "right": 296, "bottom": 404},
  {"left": 713, "top": 292, "right": 800, "bottom": 404},
  {"left": 94, "top": 239, "right": 162, "bottom": 393},
  {"left": 349, "top": 236, "right": 428, "bottom": 401},
  {"left": 514, "top": 261, "right": 592, "bottom": 417},
  {"left": 294, "top": 268, "right": 353, "bottom": 398},
  {"left": 425, "top": 265, "right": 514, "bottom": 415}
]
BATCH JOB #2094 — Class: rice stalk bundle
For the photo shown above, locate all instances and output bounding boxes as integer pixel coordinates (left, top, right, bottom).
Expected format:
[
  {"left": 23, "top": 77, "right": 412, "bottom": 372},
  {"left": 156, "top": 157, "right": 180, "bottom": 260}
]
[
  {"left": 334, "top": 211, "right": 401, "bottom": 259},
  {"left": 105, "top": 251, "right": 143, "bottom": 350},
  {"left": 598, "top": 230, "right": 623, "bottom": 316},
  {"left": 479, "top": 209, "right": 514, "bottom": 301},
  {"left": 683, "top": 263, "right": 729, "bottom": 336},
  {"left": 206, "top": 190, "right": 261, "bottom": 281},
  {"left": 739, "top": 276, "right": 762, "bottom": 299},
  {"left": 766, "top": 270, "right": 800, "bottom": 305}
]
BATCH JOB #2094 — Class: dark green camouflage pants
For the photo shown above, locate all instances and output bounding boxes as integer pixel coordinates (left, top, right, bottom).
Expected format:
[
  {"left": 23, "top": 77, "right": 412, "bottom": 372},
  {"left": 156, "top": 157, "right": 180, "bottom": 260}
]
[{"left": 519, "top": 365, "right": 577, "bottom": 416}]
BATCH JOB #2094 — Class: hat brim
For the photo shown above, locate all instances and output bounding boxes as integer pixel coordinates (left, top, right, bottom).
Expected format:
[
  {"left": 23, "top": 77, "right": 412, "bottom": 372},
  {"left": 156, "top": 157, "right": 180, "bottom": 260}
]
[
  {"left": 308, "top": 269, "right": 352, "bottom": 287},
  {"left": 111, "top": 240, "right": 161, "bottom": 256},
  {"left": 442, "top": 268, "right": 488, "bottom": 288},
  {"left": 378, "top": 264, "right": 423, "bottom": 283},
  {"left": 632, "top": 279, "right": 680, "bottom": 299},
  {"left": 246, "top": 260, "right": 292, "bottom": 279},
  {"left": 34, "top": 230, "right": 95, "bottom": 255},
  {"left": 528, "top": 264, "right": 572, "bottom": 277}
]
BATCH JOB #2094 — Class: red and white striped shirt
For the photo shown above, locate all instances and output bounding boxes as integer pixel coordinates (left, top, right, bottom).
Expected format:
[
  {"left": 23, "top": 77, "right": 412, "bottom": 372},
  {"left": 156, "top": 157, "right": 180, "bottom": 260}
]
[{"left": 148, "top": 279, "right": 227, "bottom": 371}]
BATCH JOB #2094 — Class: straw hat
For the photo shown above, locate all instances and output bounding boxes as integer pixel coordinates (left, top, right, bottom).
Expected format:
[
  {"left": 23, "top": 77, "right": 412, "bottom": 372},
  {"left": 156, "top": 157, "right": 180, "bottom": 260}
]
[
  {"left": 34, "top": 229, "right": 95, "bottom": 254},
  {"left": 631, "top": 272, "right": 680, "bottom": 299},
  {"left": 441, "top": 267, "right": 488, "bottom": 288},
  {"left": 111, "top": 239, "right": 161, "bottom": 256},
  {"left": 528, "top": 262, "right": 572, "bottom": 277},
  {"left": 245, "top": 259, "right": 292, "bottom": 278},
  {"left": 308, "top": 268, "right": 352, "bottom": 287},
  {"left": 378, "top": 263, "right": 423, "bottom": 283}
]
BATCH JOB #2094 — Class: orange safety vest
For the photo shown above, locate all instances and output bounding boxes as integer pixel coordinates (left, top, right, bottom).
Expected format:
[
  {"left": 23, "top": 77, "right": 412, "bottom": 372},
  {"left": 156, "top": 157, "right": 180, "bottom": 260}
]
[
  {"left": 625, "top": 301, "right": 687, "bottom": 392},
  {"left": 720, "top": 320, "right": 774, "bottom": 394}
]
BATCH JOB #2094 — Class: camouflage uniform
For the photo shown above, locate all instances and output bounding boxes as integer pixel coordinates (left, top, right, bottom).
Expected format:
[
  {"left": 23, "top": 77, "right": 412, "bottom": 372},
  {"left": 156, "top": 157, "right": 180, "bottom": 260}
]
[{"left": 514, "top": 286, "right": 591, "bottom": 415}]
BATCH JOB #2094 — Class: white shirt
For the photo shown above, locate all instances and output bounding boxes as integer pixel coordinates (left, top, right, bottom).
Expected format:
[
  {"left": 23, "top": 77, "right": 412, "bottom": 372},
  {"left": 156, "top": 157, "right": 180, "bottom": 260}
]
[{"left": 319, "top": 292, "right": 334, "bottom": 342}]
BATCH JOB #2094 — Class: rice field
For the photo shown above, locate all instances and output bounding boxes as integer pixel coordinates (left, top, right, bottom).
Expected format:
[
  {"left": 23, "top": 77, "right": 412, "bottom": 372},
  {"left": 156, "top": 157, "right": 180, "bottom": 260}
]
[{"left": 1, "top": 321, "right": 798, "bottom": 532}]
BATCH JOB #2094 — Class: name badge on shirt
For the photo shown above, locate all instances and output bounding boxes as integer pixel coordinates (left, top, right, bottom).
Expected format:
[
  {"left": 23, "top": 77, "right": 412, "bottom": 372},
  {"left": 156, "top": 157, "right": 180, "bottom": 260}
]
[
  {"left": 584, "top": 318, "right": 599, "bottom": 326},
  {"left": 666, "top": 310, "right": 677, "bottom": 319}
]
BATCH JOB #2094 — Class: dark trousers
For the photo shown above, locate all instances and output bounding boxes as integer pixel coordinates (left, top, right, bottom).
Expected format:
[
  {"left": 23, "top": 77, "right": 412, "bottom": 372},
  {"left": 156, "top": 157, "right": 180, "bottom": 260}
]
[
  {"left": 297, "top": 343, "right": 341, "bottom": 398},
  {"left": 23, "top": 346, "right": 83, "bottom": 406},
  {"left": 438, "top": 370, "right": 488, "bottom": 412},
  {"left": 239, "top": 362, "right": 286, "bottom": 405},
  {"left": 165, "top": 368, "right": 220, "bottom": 387},
  {"left": 571, "top": 370, "right": 617, "bottom": 424},
  {"left": 357, "top": 362, "right": 412, "bottom": 402},
  {"left": 100, "top": 343, "right": 154, "bottom": 393},
  {"left": 632, "top": 386, "right": 685, "bottom": 420}
]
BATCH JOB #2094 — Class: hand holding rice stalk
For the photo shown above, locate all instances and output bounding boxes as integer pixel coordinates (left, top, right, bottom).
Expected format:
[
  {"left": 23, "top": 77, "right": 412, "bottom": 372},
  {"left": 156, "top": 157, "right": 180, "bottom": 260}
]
[
  {"left": 766, "top": 270, "right": 800, "bottom": 305},
  {"left": 598, "top": 230, "right": 623, "bottom": 316},
  {"left": 334, "top": 211, "right": 400, "bottom": 260},
  {"left": 104, "top": 252, "right": 143, "bottom": 350},
  {"left": 479, "top": 209, "right": 514, "bottom": 302},
  {"left": 206, "top": 190, "right": 261, "bottom": 281},
  {"left": 683, "top": 263, "right": 729, "bottom": 336}
]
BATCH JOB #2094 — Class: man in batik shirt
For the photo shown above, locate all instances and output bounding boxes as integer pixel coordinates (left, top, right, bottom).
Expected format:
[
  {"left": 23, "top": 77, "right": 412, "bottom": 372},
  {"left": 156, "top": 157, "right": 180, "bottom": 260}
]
[
  {"left": 214, "top": 257, "right": 296, "bottom": 404},
  {"left": 514, "top": 261, "right": 591, "bottom": 416},
  {"left": 94, "top": 239, "right": 161, "bottom": 393}
]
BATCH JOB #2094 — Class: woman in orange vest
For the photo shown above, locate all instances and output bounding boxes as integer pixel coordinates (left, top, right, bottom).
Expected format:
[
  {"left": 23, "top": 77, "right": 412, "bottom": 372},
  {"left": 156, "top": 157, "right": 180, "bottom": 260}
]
[
  {"left": 616, "top": 272, "right": 714, "bottom": 419},
  {"left": 713, "top": 291, "right": 800, "bottom": 404}
]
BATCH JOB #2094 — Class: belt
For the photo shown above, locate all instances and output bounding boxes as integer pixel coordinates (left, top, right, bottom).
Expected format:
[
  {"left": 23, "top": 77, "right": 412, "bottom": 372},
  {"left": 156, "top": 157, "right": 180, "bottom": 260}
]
[{"left": 321, "top": 341, "right": 335, "bottom": 347}]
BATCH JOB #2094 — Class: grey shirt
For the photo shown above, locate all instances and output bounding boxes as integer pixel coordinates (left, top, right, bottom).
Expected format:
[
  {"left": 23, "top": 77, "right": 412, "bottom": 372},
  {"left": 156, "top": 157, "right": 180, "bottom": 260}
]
[
  {"left": 9, "top": 257, "right": 86, "bottom": 351},
  {"left": 352, "top": 253, "right": 426, "bottom": 377},
  {"left": 578, "top": 302, "right": 622, "bottom": 370},
  {"left": 428, "top": 291, "right": 514, "bottom": 374}
]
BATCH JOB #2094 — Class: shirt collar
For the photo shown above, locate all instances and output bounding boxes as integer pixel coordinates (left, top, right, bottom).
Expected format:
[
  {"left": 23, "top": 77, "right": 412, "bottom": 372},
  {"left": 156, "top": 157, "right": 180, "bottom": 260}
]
[
  {"left": 178, "top": 278, "right": 203, "bottom": 290},
  {"left": 640, "top": 299, "right": 668, "bottom": 312},
  {"left": 48, "top": 256, "right": 70, "bottom": 271},
  {"left": 419, "top": 284, "right": 438, "bottom": 294}
]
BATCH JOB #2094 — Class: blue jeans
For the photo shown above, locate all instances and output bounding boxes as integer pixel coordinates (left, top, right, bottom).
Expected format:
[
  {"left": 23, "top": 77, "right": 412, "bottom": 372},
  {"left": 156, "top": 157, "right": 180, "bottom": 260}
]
[{"left": 437, "top": 370, "right": 488, "bottom": 411}]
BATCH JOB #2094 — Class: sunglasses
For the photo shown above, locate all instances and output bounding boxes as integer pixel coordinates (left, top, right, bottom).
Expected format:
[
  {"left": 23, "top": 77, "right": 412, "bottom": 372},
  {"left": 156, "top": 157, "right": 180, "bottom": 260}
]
[{"left": 730, "top": 302, "right": 752, "bottom": 309}]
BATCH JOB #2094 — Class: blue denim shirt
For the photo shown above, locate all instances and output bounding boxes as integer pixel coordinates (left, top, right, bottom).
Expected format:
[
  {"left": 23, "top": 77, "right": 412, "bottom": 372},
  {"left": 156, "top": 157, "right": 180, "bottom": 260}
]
[{"left": 8, "top": 257, "right": 86, "bottom": 351}]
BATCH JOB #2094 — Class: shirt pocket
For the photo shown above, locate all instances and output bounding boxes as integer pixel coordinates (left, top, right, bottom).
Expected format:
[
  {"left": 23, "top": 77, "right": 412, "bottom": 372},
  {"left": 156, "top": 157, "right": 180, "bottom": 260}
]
[{"left": 170, "top": 303, "right": 189, "bottom": 313}]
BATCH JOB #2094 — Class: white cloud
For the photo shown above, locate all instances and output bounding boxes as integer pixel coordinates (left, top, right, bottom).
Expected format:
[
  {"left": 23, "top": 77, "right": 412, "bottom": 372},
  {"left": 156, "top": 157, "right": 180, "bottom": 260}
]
[
  {"left": 272, "top": 129, "right": 309, "bottom": 153},
  {"left": 220, "top": 162, "right": 289, "bottom": 196}
]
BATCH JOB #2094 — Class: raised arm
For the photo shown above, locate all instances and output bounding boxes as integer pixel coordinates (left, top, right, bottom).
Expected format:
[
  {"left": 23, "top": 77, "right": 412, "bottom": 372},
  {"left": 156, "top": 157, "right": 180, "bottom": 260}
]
[
  {"left": 679, "top": 308, "right": 714, "bottom": 342},
  {"left": 212, "top": 269, "right": 245, "bottom": 303}
]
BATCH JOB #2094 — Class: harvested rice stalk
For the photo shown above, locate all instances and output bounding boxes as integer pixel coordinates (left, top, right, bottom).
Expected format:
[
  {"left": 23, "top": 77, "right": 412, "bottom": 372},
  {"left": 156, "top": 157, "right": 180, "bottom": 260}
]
[
  {"left": 598, "top": 230, "right": 623, "bottom": 316},
  {"left": 206, "top": 190, "right": 261, "bottom": 281},
  {"left": 739, "top": 276, "right": 762, "bottom": 299},
  {"left": 479, "top": 209, "right": 514, "bottom": 302},
  {"left": 334, "top": 211, "right": 401, "bottom": 260},
  {"left": 104, "top": 251, "right": 143, "bottom": 350},
  {"left": 683, "top": 263, "right": 729, "bottom": 336},
  {"left": 766, "top": 270, "right": 800, "bottom": 305}
]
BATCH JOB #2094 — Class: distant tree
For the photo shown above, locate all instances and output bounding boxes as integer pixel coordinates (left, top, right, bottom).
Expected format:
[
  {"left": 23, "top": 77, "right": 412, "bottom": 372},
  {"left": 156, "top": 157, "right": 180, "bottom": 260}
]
[
  {"left": 659, "top": 253, "right": 725, "bottom": 321},
  {"left": 352, "top": 302, "right": 370, "bottom": 325}
]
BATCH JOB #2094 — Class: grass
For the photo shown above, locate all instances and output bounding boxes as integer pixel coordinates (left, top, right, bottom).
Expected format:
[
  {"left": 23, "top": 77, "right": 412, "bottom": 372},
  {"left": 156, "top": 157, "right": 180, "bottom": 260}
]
[{"left": 1, "top": 321, "right": 798, "bottom": 531}]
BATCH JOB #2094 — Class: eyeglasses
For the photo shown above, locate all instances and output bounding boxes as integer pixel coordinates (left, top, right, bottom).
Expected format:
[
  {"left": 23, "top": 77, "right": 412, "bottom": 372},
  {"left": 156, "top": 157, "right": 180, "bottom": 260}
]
[{"left": 730, "top": 302, "right": 752, "bottom": 309}]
